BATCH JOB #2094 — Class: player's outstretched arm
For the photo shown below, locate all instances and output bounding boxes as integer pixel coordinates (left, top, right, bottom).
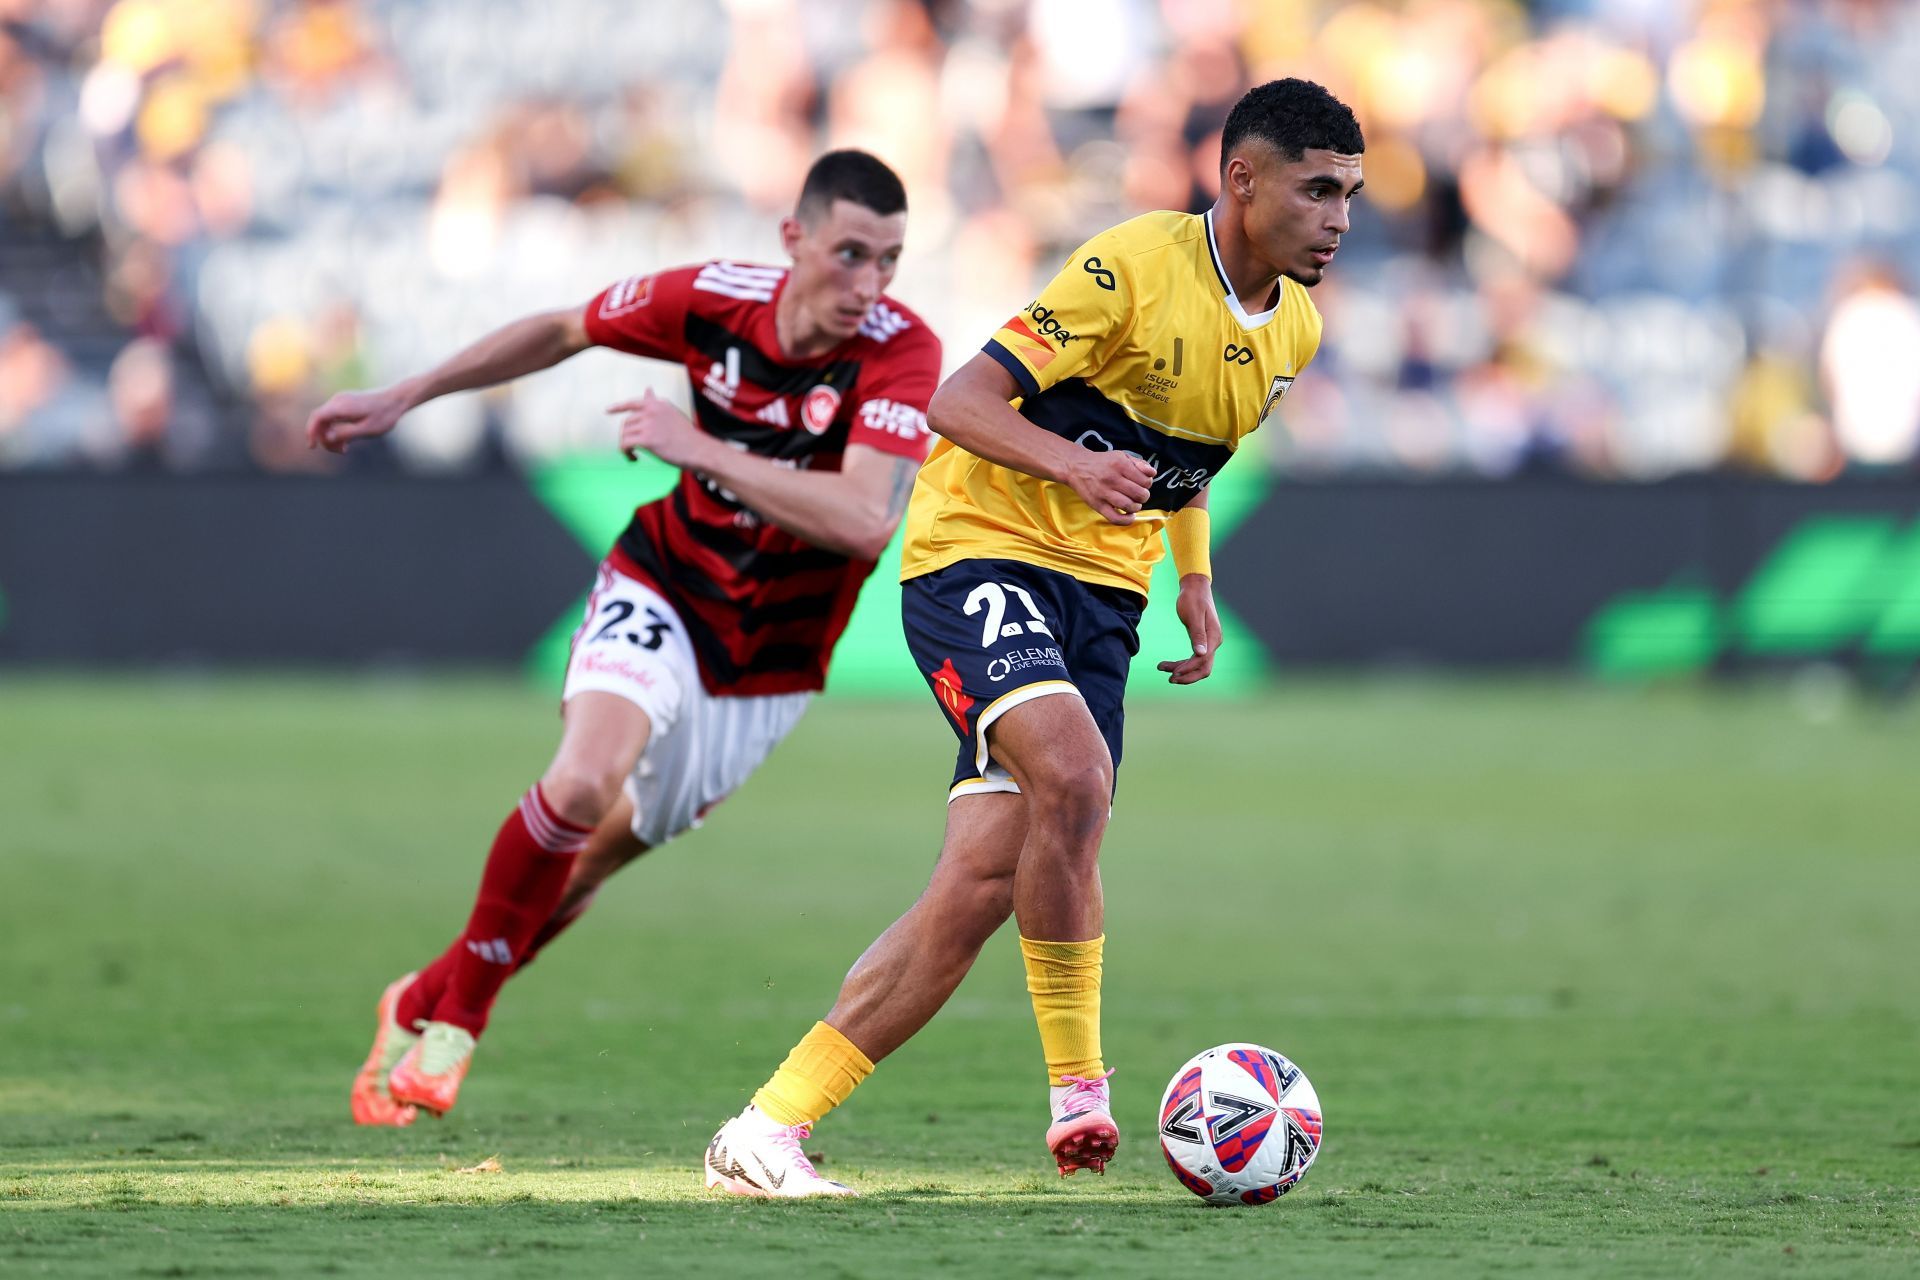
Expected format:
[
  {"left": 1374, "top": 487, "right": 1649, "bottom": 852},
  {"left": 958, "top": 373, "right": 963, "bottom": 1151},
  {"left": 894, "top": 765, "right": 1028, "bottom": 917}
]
[
  {"left": 305, "top": 306, "right": 592, "bottom": 453},
  {"left": 928, "top": 355, "right": 1156, "bottom": 525},
  {"left": 609, "top": 390, "right": 915, "bottom": 560}
]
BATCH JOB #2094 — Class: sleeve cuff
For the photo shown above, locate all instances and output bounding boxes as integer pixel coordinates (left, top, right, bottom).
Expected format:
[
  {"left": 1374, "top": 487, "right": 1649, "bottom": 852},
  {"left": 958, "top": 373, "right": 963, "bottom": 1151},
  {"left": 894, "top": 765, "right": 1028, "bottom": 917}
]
[{"left": 982, "top": 339, "right": 1042, "bottom": 399}]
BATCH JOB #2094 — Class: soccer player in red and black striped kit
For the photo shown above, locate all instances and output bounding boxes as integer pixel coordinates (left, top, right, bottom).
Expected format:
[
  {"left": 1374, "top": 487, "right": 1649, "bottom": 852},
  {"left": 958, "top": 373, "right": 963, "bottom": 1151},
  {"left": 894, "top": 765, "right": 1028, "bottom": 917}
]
[{"left": 306, "top": 151, "right": 941, "bottom": 1125}]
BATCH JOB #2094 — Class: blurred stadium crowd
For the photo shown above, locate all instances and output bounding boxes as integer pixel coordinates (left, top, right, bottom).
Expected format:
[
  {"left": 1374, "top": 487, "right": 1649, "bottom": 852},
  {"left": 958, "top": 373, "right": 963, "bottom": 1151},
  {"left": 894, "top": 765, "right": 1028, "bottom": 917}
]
[{"left": 2, "top": 0, "right": 1919, "bottom": 479}]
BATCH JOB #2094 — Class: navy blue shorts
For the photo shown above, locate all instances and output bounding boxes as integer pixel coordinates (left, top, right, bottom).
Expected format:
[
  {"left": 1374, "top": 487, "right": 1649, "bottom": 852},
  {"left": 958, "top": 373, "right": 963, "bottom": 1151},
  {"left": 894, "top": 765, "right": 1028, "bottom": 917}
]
[{"left": 900, "top": 557, "right": 1144, "bottom": 800}]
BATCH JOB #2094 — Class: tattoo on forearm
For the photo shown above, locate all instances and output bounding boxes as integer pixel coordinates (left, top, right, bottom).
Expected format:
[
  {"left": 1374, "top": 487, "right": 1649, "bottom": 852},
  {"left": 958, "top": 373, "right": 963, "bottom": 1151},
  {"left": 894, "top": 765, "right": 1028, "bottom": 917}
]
[{"left": 884, "top": 457, "right": 918, "bottom": 521}]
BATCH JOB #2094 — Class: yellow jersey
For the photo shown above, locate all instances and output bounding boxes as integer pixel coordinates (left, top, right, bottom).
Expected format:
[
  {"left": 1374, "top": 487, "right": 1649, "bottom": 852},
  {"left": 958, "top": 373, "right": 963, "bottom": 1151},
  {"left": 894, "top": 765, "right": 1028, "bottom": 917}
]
[{"left": 900, "top": 209, "right": 1323, "bottom": 597}]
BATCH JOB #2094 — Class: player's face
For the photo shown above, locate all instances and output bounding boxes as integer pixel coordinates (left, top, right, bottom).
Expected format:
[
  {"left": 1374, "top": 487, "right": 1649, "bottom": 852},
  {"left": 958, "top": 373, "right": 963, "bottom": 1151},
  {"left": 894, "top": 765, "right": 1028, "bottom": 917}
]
[
  {"left": 1239, "top": 146, "right": 1364, "bottom": 288},
  {"left": 783, "top": 200, "right": 907, "bottom": 339}
]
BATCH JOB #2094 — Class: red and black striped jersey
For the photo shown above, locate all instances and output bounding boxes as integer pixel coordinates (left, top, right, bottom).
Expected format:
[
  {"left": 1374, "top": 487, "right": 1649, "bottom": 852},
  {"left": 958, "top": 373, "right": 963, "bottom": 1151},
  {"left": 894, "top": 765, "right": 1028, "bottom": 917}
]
[{"left": 582, "top": 261, "right": 941, "bottom": 696}]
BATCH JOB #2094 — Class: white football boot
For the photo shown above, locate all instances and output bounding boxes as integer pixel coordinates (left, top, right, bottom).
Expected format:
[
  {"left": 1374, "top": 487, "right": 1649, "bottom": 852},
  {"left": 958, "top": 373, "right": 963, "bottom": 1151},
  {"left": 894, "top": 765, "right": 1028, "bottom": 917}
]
[{"left": 704, "top": 1106, "right": 856, "bottom": 1198}]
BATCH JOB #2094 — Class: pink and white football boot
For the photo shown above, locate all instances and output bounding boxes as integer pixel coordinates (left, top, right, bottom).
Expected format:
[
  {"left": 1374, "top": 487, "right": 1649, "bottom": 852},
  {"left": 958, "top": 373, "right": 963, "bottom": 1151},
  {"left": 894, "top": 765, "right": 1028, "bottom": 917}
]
[{"left": 1046, "top": 1069, "right": 1119, "bottom": 1175}]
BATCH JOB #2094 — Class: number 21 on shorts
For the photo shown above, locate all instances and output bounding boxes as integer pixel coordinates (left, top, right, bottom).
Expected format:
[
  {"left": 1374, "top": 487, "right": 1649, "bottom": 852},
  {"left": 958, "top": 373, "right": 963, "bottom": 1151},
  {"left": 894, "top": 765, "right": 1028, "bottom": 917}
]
[{"left": 964, "top": 581, "right": 1055, "bottom": 647}]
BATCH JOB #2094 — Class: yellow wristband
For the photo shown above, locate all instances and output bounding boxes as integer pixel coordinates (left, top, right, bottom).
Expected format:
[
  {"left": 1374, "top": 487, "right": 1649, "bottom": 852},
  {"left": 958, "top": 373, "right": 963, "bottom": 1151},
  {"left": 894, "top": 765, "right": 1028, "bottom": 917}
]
[{"left": 1167, "top": 506, "right": 1212, "bottom": 579}]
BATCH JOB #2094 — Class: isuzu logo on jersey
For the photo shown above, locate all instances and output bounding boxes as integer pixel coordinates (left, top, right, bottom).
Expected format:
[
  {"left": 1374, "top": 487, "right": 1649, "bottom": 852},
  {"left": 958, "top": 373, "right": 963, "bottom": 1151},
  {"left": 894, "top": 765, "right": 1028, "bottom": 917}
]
[
  {"left": 860, "top": 398, "right": 927, "bottom": 441},
  {"left": 801, "top": 384, "right": 842, "bottom": 435}
]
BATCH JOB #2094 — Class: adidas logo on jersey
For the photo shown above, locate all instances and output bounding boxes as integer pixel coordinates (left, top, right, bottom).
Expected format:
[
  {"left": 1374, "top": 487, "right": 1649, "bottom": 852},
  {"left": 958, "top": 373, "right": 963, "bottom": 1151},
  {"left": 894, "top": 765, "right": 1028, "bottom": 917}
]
[
  {"left": 703, "top": 346, "right": 742, "bottom": 409},
  {"left": 694, "top": 261, "right": 784, "bottom": 302},
  {"left": 755, "top": 398, "right": 791, "bottom": 428},
  {"left": 858, "top": 303, "right": 911, "bottom": 343}
]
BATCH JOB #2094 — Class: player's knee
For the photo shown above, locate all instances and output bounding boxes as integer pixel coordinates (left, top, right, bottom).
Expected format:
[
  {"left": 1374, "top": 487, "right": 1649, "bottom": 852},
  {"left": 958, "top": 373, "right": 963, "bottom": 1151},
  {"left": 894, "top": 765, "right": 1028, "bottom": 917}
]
[
  {"left": 1030, "top": 761, "right": 1112, "bottom": 850},
  {"left": 538, "top": 765, "right": 623, "bottom": 829}
]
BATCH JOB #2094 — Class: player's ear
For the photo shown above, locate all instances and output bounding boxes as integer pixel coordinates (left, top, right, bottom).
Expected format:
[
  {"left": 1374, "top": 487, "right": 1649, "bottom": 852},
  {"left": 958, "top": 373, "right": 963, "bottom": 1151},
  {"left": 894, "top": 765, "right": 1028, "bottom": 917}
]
[
  {"left": 1225, "top": 155, "right": 1255, "bottom": 203},
  {"left": 779, "top": 215, "right": 805, "bottom": 258}
]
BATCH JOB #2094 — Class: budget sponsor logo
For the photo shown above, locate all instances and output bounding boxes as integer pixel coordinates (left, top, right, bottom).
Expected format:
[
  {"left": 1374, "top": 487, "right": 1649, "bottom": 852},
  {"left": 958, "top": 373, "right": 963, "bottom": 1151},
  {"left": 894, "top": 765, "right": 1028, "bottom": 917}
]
[{"left": 1024, "top": 302, "right": 1080, "bottom": 346}]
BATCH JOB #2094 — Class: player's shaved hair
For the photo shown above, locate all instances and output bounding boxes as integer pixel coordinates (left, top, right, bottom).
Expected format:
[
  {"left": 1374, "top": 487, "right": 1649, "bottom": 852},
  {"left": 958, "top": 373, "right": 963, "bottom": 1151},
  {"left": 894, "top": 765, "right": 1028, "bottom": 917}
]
[
  {"left": 1220, "top": 79, "right": 1364, "bottom": 168},
  {"left": 796, "top": 150, "right": 908, "bottom": 222}
]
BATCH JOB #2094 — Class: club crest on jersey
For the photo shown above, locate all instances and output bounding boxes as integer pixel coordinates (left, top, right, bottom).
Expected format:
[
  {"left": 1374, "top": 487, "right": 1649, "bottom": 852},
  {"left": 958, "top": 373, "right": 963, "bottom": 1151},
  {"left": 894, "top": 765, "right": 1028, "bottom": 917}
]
[
  {"left": 801, "top": 384, "right": 843, "bottom": 435},
  {"left": 1260, "top": 373, "right": 1295, "bottom": 423}
]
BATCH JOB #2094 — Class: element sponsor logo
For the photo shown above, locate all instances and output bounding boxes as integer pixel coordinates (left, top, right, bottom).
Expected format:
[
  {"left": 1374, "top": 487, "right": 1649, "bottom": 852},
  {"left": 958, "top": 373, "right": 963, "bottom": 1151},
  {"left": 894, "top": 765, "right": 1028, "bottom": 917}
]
[
  {"left": 801, "top": 384, "right": 843, "bottom": 435},
  {"left": 1223, "top": 344, "right": 1255, "bottom": 365},
  {"left": 985, "top": 645, "right": 1063, "bottom": 682},
  {"left": 1083, "top": 256, "right": 1117, "bottom": 291},
  {"left": 930, "top": 657, "right": 974, "bottom": 728}
]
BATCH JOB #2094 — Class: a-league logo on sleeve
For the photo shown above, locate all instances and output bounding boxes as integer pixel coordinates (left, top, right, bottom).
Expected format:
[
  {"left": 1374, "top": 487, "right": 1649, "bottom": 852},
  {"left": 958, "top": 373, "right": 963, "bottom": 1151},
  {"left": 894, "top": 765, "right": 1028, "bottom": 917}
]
[{"left": 599, "top": 274, "right": 654, "bottom": 317}]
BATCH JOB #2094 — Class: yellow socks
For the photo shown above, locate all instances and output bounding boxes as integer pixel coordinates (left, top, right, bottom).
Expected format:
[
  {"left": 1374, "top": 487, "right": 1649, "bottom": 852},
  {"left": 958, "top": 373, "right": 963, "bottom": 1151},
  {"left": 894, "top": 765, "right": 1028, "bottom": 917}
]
[
  {"left": 1020, "top": 935, "right": 1105, "bottom": 1085},
  {"left": 749, "top": 940, "right": 1104, "bottom": 1125},
  {"left": 750, "top": 1021, "right": 875, "bottom": 1128}
]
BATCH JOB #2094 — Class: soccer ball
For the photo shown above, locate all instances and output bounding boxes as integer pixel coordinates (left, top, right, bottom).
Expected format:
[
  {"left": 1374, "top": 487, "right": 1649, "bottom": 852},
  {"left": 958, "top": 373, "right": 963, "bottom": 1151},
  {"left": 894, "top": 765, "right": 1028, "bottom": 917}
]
[{"left": 1158, "top": 1042, "right": 1322, "bottom": 1205}]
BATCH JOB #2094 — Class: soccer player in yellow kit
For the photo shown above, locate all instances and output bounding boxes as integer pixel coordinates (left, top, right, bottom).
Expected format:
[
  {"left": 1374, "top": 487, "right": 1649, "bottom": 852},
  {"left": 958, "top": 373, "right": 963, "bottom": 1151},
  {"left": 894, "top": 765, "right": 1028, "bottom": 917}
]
[{"left": 704, "top": 79, "right": 1365, "bottom": 1197}]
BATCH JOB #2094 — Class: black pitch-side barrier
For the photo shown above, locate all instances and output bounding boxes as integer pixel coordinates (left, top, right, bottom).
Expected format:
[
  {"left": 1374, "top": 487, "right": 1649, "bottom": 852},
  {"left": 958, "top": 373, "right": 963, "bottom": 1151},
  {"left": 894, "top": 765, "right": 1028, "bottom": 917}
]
[{"left": 3, "top": 474, "right": 1918, "bottom": 674}]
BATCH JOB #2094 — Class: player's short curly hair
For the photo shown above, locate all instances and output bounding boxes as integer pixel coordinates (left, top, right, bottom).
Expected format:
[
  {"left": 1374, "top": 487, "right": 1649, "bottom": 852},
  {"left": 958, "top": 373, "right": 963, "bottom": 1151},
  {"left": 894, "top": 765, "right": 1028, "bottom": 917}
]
[
  {"left": 797, "top": 150, "right": 908, "bottom": 220},
  {"left": 1220, "top": 79, "right": 1364, "bottom": 168}
]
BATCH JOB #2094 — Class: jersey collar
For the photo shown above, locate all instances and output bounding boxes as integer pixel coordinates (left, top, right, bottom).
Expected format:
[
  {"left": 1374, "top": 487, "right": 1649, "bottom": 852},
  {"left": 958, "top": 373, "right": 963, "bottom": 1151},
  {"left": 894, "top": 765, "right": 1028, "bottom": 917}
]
[{"left": 1204, "top": 209, "right": 1282, "bottom": 332}]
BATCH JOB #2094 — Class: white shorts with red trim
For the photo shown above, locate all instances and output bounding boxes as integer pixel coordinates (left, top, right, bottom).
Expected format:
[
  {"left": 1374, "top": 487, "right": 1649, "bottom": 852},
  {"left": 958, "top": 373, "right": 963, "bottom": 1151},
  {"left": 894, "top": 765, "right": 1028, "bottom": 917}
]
[{"left": 563, "top": 563, "right": 812, "bottom": 847}]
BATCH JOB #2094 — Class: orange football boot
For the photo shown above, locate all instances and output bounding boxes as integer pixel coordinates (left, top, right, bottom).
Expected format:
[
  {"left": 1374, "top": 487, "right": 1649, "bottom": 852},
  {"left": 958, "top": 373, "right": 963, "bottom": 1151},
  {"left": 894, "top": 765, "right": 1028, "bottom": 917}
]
[
  {"left": 350, "top": 972, "right": 420, "bottom": 1127},
  {"left": 387, "top": 1021, "right": 476, "bottom": 1117}
]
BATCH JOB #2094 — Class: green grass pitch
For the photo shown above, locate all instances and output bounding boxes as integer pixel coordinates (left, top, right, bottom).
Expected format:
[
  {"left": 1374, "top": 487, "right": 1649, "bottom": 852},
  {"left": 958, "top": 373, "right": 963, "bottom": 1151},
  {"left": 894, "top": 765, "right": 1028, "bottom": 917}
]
[{"left": 2, "top": 675, "right": 1916, "bottom": 1277}]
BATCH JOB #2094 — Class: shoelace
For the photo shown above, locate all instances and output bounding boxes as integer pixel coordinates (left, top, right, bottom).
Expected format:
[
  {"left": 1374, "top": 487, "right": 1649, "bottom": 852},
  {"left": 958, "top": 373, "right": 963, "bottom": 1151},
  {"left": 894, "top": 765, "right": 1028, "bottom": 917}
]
[
  {"left": 1057, "top": 1068, "right": 1115, "bottom": 1114},
  {"left": 770, "top": 1123, "right": 821, "bottom": 1176}
]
